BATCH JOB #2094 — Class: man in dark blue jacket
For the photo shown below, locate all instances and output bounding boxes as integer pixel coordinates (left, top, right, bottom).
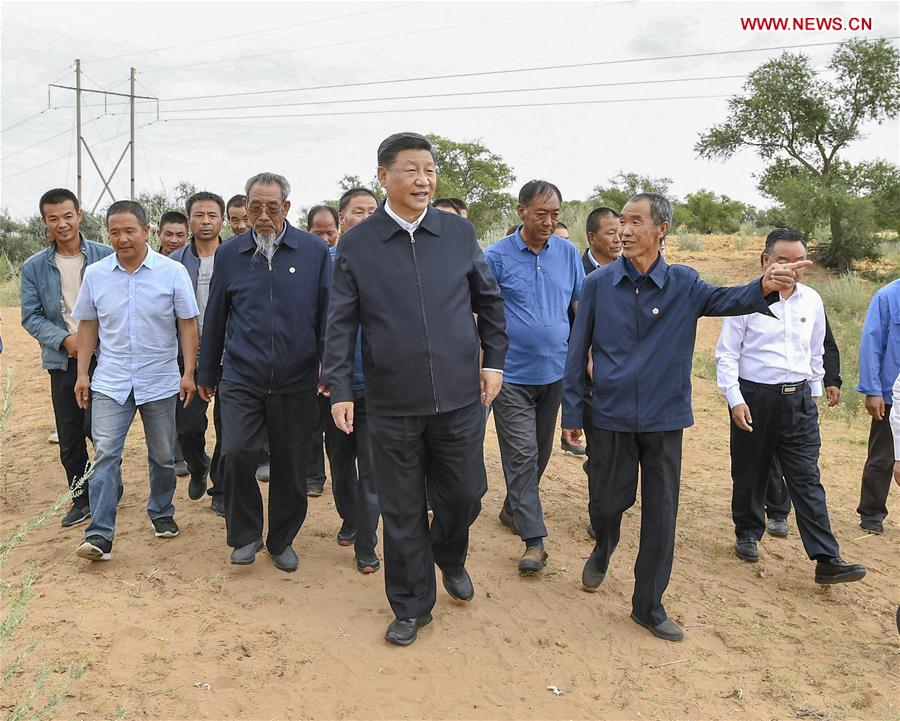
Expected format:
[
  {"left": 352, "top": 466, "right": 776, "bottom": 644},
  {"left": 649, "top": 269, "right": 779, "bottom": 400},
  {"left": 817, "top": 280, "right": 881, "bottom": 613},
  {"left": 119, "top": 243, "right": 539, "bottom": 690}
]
[
  {"left": 197, "top": 172, "right": 331, "bottom": 573},
  {"left": 20, "top": 188, "right": 114, "bottom": 527},
  {"left": 562, "top": 193, "right": 811, "bottom": 642},
  {"left": 324, "top": 133, "right": 508, "bottom": 646}
]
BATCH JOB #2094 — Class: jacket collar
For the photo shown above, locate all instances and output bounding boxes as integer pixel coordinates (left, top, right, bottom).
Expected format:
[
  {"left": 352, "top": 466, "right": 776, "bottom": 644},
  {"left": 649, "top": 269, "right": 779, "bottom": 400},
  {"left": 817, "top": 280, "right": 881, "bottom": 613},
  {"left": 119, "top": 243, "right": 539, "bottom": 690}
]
[
  {"left": 611, "top": 252, "right": 669, "bottom": 288},
  {"left": 370, "top": 203, "right": 443, "bottom": 242},
  {"left": 188, "top": 235, "right": 223, "bottom": 258},
  {"left": 45, "top": 233, "right": 88, "bottom": 262},
  {"left": 238, "top": 220, "right": 297, "bottom": 253}
]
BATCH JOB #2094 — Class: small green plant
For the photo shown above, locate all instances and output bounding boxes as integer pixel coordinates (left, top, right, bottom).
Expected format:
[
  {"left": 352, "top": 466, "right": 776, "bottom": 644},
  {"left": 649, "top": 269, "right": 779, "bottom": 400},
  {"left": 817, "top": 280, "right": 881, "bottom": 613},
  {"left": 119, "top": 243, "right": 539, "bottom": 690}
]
[{"left": 674, "top": 233, "right": 705, "bottom": 252}]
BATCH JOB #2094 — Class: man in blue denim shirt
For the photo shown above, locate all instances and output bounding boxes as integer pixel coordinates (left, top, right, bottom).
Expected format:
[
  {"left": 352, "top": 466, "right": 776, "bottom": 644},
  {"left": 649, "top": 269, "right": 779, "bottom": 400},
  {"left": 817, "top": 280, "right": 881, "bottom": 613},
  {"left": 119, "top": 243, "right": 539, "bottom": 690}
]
[
  {"left": 20, "top": 188, "right": 114, "bottom": 528},
  {"left": 562, "top": 193, "right": 810, "bottom": 642},
  {"left": 857, "top": 278, "right": 900, "bottom": 534},
  {"left": 72, "top": 200, "right": 199, "bottom": 562}
]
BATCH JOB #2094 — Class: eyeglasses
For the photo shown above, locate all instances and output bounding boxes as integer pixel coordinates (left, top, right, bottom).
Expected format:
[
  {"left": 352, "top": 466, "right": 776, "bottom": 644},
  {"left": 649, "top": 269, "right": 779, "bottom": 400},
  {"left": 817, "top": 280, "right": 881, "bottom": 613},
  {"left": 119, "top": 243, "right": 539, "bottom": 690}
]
[{"left": 247, "top": 202, "right": 284, "bottom": 217}]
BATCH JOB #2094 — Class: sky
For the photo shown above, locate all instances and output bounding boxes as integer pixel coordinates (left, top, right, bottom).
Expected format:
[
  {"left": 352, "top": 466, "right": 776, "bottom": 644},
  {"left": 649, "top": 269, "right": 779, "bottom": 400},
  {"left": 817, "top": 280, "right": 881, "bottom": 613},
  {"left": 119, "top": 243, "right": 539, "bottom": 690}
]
[{"left": 1, "top": 0, "right": 898, "bottom": 221}]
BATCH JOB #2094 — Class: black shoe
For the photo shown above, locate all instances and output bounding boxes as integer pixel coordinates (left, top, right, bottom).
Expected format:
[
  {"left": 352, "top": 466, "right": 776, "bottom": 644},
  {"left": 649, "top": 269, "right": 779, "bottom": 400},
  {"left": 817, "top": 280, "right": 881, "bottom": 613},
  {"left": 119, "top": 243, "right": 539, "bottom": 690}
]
[
  {"left": 336, "top": 528, "right": 356, "bottom": 547},
  {"left": 560, "top": 438, "right": 586, "bottom": 456},
  {"left": 61, "top": 504, "right": 91, "bottom": 528},
  {"left": 151, "top": 516, "right": 179, "bottom": 538},
  {"left": 306, "top": 478, "right": 324, "bottom": 496},
  {"left": 734, "top": 537, "right": 759, "bottom": 562},
  {"left": 498, "top": 506, "right": 519, "bottom": 534},
  {"left": 117, "top": 484, "right": 124, "bottom": 504},
  {"left": 356, "top": 554, "right": 381, "bottom": 574},
  {"left": 187, "top": 469, "right": 208, "bottom": 500},
  {"left": 581, "top": 554, "right": 606, "bottom": 592},
  {"left": 76, "top": 535, "right": 112, "bottom": 561},
  {"left": 385, "top": 613, "right": 432, "bottom": 646},
  {"left": 815, "top": 557, "right": 866, "bottom": 585},
  {"left": 256, "top": 464, "right": 270, "bottom": 483},
  {"left": 441, "top": 567, "right": 474, "bottom": 603},
  {"left": 269, "top": 545, "right": 299, "bottom": 572},
  {"left": 174, "top": 460, "right": 189, "bottom": 477},
  {"left": 210, "top": 496, "right": 225, "bottom": 518},
  {"left": 518, "top": 545, "right": 548, "bottom": 574},
  {"left": 630, "top": 613, "right": 684, "bottom": 642},
  {"left": 767, "top": 518, "right": 788, "bottom": 538},
  {"left": 230, "top": 538, "right": 264, "bottom": 565},
  {"left": 860, "top": 518, "right": 884, "bottom": 535}
]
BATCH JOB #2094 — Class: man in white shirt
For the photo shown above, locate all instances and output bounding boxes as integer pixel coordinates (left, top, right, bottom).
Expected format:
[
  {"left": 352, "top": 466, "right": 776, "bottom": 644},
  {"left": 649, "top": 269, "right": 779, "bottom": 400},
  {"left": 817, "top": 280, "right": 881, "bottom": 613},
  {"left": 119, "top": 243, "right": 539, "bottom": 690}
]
[
  {"left": 716, "top": 228, "right": 865, "bottom": 584},
  {"left": 892, "top": 372, "right": 900, "bottom": 487}
]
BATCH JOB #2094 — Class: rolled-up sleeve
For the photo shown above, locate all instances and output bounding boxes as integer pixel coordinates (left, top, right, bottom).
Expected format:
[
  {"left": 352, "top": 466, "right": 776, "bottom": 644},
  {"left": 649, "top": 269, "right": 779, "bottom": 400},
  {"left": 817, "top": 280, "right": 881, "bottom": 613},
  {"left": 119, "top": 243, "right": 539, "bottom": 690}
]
[{"left": 173, "top": 265, "right": 199, "bottom": 319}]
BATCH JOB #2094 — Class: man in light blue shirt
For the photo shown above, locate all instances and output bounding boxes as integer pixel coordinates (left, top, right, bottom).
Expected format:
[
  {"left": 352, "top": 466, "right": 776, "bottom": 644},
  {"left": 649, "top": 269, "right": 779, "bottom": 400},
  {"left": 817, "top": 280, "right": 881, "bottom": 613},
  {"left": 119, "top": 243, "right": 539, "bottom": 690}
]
[
  {"left": 857, "top": 278, "right": 900, "bottom": 534},
  {"left": 484, "top": 180, "right": 584, "bottom": 575},
  {"left": 72, "top": 200, "right": 199, "bottom": 561}
]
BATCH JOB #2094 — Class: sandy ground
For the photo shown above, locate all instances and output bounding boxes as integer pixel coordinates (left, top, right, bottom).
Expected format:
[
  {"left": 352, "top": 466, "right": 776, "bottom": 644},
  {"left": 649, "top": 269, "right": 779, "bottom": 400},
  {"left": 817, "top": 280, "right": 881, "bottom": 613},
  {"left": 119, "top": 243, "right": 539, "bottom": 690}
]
[{"left": 1, "top": 237, "right": 898, "bottom": 721}]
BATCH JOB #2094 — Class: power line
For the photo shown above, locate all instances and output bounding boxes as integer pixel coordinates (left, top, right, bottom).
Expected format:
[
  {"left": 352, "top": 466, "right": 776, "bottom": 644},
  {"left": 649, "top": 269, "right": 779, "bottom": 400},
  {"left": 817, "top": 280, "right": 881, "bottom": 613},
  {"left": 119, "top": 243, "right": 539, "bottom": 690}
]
[
  {"left": 1, "top": 108, "right": 54, "bottom": 134},
  {"left": 102, "top": 72, "right": 753, "bottom": 117},
  {"left": 156, "top": 93, "right": 731, "bottom": 123},
  {"left": 149, "top": 35, "right": 899, "bottom": 103},
  {"left": 2, "top": 64, "right": 72, "bottom": 102},
  {"left": 82, "top": 4, "right": 410, "bottom": 64}
]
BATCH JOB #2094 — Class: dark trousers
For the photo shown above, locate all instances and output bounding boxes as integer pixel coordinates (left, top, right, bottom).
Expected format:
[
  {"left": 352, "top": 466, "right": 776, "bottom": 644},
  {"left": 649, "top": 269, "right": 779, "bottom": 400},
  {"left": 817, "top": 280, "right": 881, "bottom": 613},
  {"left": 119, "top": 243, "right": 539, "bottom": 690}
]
[
  {"left": 217, "top": 380, "right": 317, "bottom": 555},
  {"left": 309, "top": 393, "right": 357, "bottom": 530},
  {"left": 492, "top": 380, "right": 563, "bottom": 540},
  {"left": 765, "top": 456, "right": 792, "bottom": 521},
  {"left": 176, "top": 360, "right": 223, "bottom": 498},
  {"left": 369, "top": 400, "right": 486, "bottom": 620},
  {"left": 306, "top": 394, "right": 327, "bottom": 485},
  {"left": 48, "top": 357, "right": 95, "bottom": 508},
  {"left": 857, "top": 405, "right": 894, "bottom": 522},
  {"left": 730, "top": 380, "right": 840, "bottom": 560},
  {"left": 587, "top": 427, "right": 682, "bottom": 626}
]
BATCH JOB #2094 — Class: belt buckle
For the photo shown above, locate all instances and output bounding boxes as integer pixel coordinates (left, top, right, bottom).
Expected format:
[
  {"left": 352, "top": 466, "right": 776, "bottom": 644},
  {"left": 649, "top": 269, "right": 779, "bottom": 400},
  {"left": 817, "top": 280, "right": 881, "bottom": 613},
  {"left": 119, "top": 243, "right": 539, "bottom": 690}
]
[{"left": 781, "top": 385, "right": 797, "bottom": 394}]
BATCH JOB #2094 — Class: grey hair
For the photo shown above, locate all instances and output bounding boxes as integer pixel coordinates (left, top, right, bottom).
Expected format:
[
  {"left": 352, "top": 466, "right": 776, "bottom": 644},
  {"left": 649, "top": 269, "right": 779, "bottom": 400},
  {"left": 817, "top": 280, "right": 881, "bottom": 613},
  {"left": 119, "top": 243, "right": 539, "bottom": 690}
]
[
  {"left": 628, "top": 192, "right": 672, "bottom": 240},
  {"left": 245, "top": 172, "right": 291, "bottom": 201}
]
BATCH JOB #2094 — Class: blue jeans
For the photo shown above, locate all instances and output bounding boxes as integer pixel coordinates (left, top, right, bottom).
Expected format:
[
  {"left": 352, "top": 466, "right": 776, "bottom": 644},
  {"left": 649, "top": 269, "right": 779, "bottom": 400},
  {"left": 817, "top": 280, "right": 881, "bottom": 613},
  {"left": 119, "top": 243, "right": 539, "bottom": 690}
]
[{"left": 85, "top": 391, "right": 178, "bottom": 541}]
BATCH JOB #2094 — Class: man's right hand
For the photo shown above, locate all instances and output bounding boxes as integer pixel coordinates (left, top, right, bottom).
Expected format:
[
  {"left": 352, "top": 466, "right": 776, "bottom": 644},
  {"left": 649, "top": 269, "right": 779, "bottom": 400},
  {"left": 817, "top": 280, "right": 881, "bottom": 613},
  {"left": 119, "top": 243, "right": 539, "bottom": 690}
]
[
  {"left": 893, "top": 460, "right": 900, "bottom": 487},
  {"left": 731, "top": 403, "right": 753, "bottom": 432},
  {"left": 61, "top": 334, "right": 78, "bottom": 358},
  {"left": 865, "top": 395, "right": 885, "bottom": 421},
  {"left": 332, "top": 401, "right": 354, "bottom": 434},
  {"left": 198, "top": 386, "right": 216, "bottom": 403},
  {"left": 74, "top": 375, "right": 91, "bottom": 409}
]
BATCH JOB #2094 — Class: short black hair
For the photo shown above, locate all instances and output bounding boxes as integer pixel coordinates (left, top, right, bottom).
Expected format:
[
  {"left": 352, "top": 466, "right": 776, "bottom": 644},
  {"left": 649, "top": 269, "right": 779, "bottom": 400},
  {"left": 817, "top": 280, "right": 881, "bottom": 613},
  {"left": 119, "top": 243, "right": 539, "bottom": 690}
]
[
  {"left": 433, "top": 198, "right": 460, "bottom": 213},
  {"left": 518, "top": 180, "right": 562, "bottom": 206},
  {"left": 39, "top": 188, "right": 80, "bottom": 218},
  {"left": 106, "top": 200, "right": 147, "bottom": 226},
  {"left": 765, "top": 227, "right": 808, "bottom": 254},
  {"left": 226, "top": 194, "right": 246, "bottom": 213},
  {"left": 159, "top": 211, "right": 188, "bottom": 230},
  {"left": 506, "top": 224, "right": 520, "bottom": 236},
  {"left": 186, "top": 191, "right": 225, "bottom": 218},
  {"left": 377, "top": 132, "right": 432, "bottom": 167},
  {"left": 556, "top": 221, "right": 568, "bottom": 230},
  {"left": 338, "top": 187, "right": 377, "bottom": 212},
  {"left": 307, "top": 204, "right": 339, "bottom": 229},
  {"left": 449, "top": 197, "right": 467, "bottom": 211},
  {"left": 585, "top": 207, "right": 620, "bottom": 235}
]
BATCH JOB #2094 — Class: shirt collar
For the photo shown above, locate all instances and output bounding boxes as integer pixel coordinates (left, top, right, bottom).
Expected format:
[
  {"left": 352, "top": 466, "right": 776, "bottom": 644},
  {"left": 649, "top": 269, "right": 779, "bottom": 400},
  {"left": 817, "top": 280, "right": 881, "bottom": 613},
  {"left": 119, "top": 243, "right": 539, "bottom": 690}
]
[
  {"left": 514, "top": 227, "right": 555, "bottom": 254},
  {"left": 586, "top": 249, "right": 602, "bottom": 268},
  {"left": 384, "top": 200, "right": 428, "bottom": 234},
  {"left": 611, "top": 252, "right": 668, "bottom": 287},
  {"left": 114, "top": 246, "right": 155, "bottom": 273},
  {"left": 252, "top": 222, "right": 288, "bottom": 247}
]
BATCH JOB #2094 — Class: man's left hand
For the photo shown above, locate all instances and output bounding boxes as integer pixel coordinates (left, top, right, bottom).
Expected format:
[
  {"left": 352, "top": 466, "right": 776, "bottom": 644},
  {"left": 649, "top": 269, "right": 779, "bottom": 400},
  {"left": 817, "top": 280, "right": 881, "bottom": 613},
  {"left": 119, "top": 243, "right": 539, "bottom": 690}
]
[
  {"left": 480, "top": 370, "right": 502, "bottom": 406},
  {"left": 180, "top": 373, "right": 196, "bottom": 408},
  {"left": 825, "top": 386, "right": 840, "bottom": 407}
]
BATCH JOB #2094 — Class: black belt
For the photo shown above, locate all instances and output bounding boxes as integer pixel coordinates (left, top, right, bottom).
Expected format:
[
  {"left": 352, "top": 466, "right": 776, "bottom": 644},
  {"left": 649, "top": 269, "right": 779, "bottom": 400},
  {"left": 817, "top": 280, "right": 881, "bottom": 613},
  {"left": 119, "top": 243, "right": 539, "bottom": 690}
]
[{"left": 739, "top": 378, "right": 808, "bottom": 395}]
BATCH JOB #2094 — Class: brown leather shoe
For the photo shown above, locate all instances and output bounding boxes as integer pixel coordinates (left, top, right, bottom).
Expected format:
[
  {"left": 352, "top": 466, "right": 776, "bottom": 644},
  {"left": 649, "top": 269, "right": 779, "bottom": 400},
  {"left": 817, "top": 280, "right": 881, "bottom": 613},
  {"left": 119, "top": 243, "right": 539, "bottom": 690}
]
[{"left": 518, "top": 545, "right": 548, "bottom": 574}]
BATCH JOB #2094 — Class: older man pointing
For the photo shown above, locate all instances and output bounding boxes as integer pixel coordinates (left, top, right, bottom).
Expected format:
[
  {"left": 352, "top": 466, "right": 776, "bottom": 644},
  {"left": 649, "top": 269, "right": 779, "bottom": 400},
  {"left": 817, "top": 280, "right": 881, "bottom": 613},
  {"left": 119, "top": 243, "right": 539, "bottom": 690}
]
[{"left": 562, "top": 192, "right": 811, "bottom": 642}]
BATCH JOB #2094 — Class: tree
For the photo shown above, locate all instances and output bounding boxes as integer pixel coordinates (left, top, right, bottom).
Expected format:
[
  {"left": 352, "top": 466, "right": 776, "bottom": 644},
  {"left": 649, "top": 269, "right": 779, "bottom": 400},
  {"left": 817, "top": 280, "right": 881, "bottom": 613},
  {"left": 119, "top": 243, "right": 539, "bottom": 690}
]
[
  {"left": 591, "top": 172, "right": 673, "bottom": 211},
  {"left": 337, "top": 174, "right": 385, "bottom": 203},
  {"left": 696, "top": 38, "right": 900, "bottom": 270},
  {"left": 674, "top": 189, "right": 747, "bottom": 234},
  {"left": 426, "top": 134, "right": 517, "bottom": 229}
]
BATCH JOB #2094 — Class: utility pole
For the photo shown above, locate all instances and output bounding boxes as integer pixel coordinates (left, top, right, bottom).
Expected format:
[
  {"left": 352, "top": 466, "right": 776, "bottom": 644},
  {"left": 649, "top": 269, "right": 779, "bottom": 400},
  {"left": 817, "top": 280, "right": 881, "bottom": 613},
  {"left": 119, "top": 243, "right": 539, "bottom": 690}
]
[
  {"left": 52, "top": 62, "right": 157, "bottom": 211},
  {"left": 75, "top": 59, "right": 82, "bottom": 201},
  {"left": 130, "top": 67, "right": 135, "bottom": 199}
]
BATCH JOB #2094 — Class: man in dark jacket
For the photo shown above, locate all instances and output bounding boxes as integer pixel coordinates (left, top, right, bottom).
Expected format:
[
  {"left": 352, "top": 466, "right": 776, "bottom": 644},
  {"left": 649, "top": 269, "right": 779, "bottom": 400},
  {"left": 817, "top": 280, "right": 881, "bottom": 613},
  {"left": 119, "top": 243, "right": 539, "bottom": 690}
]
[
  {"left": 324, "top": 132, "right": 508, "bottom": 646},
  {"left": 562, "top": 192, "right": 812, "bottom": 642},
  {"left": 170, "top": 191, "right": 225, "bottom": 515},
  {"left": 20, "top": 188, "right": 114, "bottom": 527},
  {"left": 197, "top": 172, "right": 331, "bottom": 573}
]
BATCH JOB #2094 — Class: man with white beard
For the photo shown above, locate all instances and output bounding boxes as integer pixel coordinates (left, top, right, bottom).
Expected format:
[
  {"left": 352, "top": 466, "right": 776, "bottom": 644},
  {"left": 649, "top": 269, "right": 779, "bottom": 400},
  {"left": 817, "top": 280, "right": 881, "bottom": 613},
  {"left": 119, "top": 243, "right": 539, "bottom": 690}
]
[{"left": 197, "top": 172, "right": 331, "bottom": 572}]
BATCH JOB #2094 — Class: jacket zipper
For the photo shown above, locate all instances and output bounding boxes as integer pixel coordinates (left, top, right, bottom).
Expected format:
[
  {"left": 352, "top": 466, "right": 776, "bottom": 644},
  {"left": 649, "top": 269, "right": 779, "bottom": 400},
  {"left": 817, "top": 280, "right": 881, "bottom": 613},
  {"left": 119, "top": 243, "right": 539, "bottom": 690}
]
[
  {"left": 267, "top": 249, "right": 276, "bottom": 395},
  {"left": 408, "top": 230, "right": 440, "bottom": 413},
  {"left": 634, "top": 282, "right": 641, "bottom": 432}
]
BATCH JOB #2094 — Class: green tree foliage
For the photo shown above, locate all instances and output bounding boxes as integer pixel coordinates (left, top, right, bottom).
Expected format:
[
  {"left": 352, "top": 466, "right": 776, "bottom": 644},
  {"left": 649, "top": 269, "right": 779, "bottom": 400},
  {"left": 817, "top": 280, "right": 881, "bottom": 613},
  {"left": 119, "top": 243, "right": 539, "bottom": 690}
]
[
  {"left": 696, "top": 38, "right": 900, "bottom": 270},
  {"left": 592, "top": 172, "right": 673, "bottom": 211},
  {"left": 426, "top": 134, "right": 517, "bottom": 230},
  {"left": 674, "top": 189, "right": 747, "bottom": 234},
  {"left": 337, "top": 174, "right": 385, "bottom": 203}
]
